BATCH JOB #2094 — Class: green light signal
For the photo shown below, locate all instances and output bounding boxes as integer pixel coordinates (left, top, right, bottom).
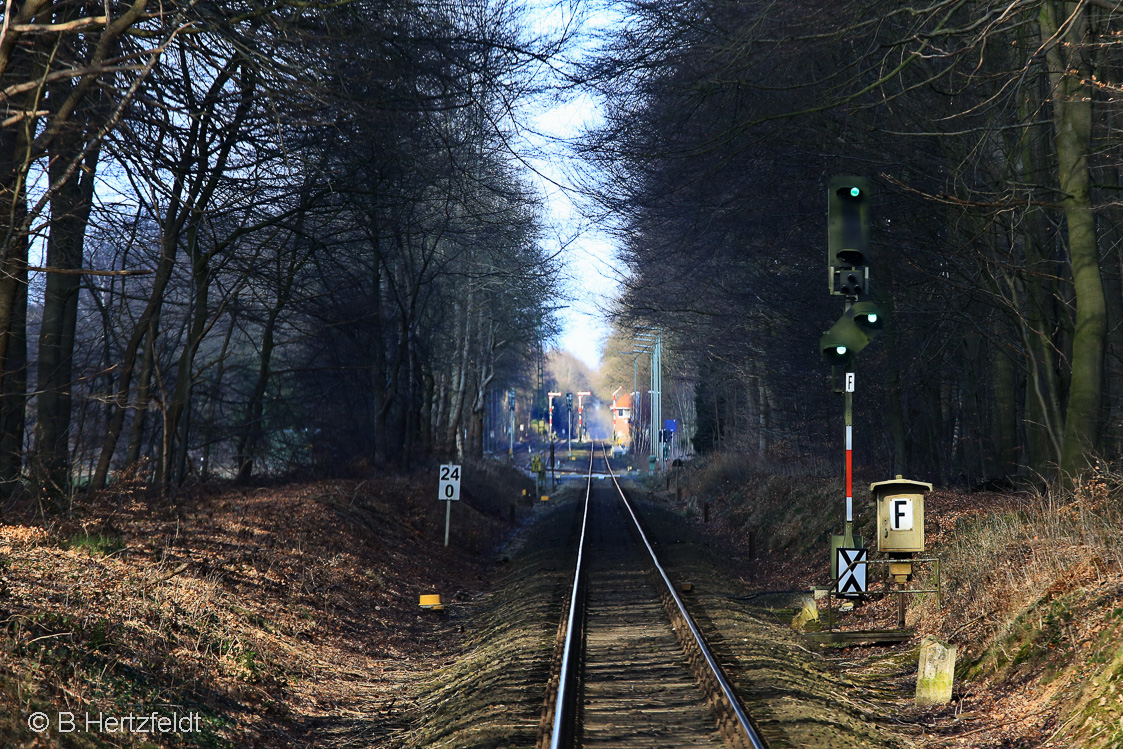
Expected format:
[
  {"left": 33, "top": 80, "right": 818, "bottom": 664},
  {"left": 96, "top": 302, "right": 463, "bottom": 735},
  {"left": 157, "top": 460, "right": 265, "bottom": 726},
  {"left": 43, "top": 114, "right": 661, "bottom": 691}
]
[{"left": 849, "top": 187, "right": 860, "bottom": 198}]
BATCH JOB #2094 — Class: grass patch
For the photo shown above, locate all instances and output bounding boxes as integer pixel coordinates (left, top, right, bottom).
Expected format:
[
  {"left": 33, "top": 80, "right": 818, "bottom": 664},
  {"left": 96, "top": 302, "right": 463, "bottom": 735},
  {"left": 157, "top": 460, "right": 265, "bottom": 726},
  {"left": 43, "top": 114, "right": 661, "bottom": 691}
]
[
  {"left": 66, "top": 532, "right": 125, "bottom": 555},
  {"left": 909, "top": 462, "right": 1123, "bottom": 748}
]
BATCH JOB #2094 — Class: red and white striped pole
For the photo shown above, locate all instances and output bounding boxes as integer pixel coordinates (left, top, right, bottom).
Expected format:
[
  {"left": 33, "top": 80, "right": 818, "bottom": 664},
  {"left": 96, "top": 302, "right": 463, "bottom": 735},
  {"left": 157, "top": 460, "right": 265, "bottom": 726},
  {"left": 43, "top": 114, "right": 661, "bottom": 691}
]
[
  {"left": 844, "top": 372, "right": 855, "bottom": 545},
  {"left": 846, "top": 425, "right": 853, "bottom": 520}
]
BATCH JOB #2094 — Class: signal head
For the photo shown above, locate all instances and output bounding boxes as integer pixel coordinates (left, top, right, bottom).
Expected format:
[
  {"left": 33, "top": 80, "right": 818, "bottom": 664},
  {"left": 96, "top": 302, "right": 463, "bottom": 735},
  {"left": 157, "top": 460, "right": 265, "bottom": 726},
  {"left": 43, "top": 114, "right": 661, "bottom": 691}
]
[
  {"left": 850, "top": 301, "right": 885, "bottom": 333},
  {"left": 827, "top": 176, "right": 872, "bottom": 295},
  {"left": 820, "top": 315, "right": 870, "bottom": 366}
]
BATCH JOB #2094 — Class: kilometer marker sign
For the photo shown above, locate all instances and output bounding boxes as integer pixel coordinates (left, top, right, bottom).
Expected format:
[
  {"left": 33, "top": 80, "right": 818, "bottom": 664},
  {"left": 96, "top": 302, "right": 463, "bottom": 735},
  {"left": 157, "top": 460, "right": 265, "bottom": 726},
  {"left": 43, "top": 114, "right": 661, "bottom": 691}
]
[
  {"left": 439, "top": 464, "right": 461, "bottom": 547},
  {"left": 439, "top": 464, "right": 461, "bottom": 501}
]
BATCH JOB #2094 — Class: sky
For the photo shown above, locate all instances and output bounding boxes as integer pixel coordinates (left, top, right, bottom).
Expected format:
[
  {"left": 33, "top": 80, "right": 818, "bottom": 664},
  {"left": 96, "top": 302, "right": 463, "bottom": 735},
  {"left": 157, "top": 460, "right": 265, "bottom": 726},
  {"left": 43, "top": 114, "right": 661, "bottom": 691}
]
[
  {"left": 529, "top": 148, "right": 620, "bottom": 371},
  {"left": 518, "top": 1, "right": 625, "bottom": 371}
]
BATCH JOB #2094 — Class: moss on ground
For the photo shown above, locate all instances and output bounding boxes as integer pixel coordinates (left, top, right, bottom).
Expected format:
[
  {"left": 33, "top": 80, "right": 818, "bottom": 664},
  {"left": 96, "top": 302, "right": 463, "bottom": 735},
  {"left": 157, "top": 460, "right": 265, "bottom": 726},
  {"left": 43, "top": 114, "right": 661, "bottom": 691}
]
[{"left": 379, "top": 487, "right": 583, "bottom": 748}]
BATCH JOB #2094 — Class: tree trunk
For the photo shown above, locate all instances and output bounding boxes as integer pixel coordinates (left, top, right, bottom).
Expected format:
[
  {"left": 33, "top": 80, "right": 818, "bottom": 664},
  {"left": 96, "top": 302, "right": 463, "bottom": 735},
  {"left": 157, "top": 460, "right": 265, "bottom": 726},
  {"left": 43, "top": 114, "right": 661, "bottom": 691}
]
[
  {"left": 0, "top": 90, "right": 33, "bottom": 497},
  {"left": 1040, "top": 2, "right": 1107, "bottom": 478},
  {"left": 34, "top": 130, "right": 99, "bottom": 498},
  {"left": 1098, "top": 177, "right": 1123, "bottom": 458},
  {"left": 91, "top": 54, "right": 247, "bottom": 489},
  {"left": 202, "top": 315, "right": 235, "bottom": 482},
  {"left": 991, "top": 337, "right": 1019, "bottom": 478},
  {"left": 448, "top": 288, "right": 474, "bottom": 461},
  {"left": 884, "top": 309, "right": 908, "bottom": 476},
  {"left": 236, "top": 304, "right": 282, "bottom": 482},
  {"left": 756, "top": 374, "right": 769, "bottom": 458},
  {"left": 125, "top": 322, "right": 157, "bottom": 467},
  {"left": 1017, "top": 54, "right": 1065, "bottom": 476},
  {"left": 162, "top": 221, "right": 210, "bottom": 490},
  {"left": 1095, "top": 59, "right": 1123, "bottom": 458},
  {"left": 92, "top": 235, "right": 178, "bottom": 489},
  {"left": 420, "top": 367, "right": 435, "bottom": 453},
  {"left": 0, "top": 244, "right": 27, "bottom": 494},
  {"left": 366, "top": 213, "right": 389, "bottom": 466}
]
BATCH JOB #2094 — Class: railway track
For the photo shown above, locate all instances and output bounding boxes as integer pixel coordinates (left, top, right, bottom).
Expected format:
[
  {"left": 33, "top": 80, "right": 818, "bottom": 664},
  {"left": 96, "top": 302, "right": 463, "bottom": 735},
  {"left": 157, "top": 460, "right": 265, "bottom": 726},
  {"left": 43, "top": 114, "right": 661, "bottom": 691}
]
[{"left": 540, "top": 444, "right": 768, "bottom": 749}]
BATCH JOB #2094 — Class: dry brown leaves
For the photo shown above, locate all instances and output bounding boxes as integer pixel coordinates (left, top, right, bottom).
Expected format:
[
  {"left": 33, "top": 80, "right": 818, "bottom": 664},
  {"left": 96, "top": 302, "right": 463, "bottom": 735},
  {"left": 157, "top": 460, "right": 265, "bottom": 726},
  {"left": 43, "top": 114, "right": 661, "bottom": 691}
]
[{"left": 0, "top": 469, "right": 526, "bottom": 747}]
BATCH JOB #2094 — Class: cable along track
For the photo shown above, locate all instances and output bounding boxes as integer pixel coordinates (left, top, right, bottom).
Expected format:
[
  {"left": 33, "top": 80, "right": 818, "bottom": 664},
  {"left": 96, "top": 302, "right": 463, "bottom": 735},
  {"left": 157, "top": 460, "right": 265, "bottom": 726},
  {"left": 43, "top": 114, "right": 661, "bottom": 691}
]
[{"left": 540, "top": 445, "right": 768, "bottom": 749}]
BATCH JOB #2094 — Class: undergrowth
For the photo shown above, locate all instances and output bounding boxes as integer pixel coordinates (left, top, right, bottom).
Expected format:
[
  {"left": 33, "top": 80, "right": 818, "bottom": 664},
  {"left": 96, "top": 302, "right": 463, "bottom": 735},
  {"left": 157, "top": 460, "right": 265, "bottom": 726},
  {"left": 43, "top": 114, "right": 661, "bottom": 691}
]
[
  {"left": 918, "top": 462, "right": 1123, "bottom": 653},
  {"left": 681, "top": 451, "right": 857, "bottom": 557},
  {"left": 0, "top": 464, "right": 528, "bottom": 747},
  {"left": 909, "top": 463, "right": 1123, "bottom": 747},
  {"left": 682, "top": 450, "right": 1123, "bottom": 748}
]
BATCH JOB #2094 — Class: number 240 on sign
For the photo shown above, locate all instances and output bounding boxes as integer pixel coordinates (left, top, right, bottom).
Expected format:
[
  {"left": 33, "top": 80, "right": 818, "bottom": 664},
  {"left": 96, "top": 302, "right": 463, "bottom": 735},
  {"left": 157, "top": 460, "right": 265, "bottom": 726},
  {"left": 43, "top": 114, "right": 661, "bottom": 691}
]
[{"left": 439, "top": 464, "right": 461, "bottom": 501}]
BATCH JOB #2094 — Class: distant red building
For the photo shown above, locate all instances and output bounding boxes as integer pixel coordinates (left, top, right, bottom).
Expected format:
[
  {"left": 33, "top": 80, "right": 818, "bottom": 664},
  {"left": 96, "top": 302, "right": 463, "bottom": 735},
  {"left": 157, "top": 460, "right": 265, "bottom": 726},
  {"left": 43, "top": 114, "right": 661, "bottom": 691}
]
[{"left": 611, "top": 390, "right": 633, "bottom": 446}]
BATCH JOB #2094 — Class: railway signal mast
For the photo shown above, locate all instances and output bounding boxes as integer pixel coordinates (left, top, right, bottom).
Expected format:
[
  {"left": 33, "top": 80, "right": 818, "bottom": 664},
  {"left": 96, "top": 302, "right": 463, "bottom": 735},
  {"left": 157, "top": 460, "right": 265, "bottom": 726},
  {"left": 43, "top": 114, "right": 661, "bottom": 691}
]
[
  {"left": 820, "top": 177, "right": 884, "bottom": 552},
  {"left": 576, "top": 391, "right": 592, "bottom": 442},
  {"left": 548, "top": 391, "right": 562, "bottom": 440},
  {"left": 566, "top": 392, "right": 574, "bottom": 457},
  {"left": 508, "top": 389, "right": 517, "bottom": 458},
  {"left": 634, "top": 329, "right": 662, "bottom": 472}
]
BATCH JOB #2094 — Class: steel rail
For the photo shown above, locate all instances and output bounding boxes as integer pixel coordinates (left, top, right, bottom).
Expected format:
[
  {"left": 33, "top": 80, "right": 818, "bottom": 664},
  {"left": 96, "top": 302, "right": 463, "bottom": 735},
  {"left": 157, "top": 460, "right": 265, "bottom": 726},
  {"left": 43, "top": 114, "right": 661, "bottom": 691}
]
[
  {"left": 601, "top": 445, "right": 769, "bottom": 749},
  {"left": 547, "top": 447, "right": 595, "bottom": 749}
]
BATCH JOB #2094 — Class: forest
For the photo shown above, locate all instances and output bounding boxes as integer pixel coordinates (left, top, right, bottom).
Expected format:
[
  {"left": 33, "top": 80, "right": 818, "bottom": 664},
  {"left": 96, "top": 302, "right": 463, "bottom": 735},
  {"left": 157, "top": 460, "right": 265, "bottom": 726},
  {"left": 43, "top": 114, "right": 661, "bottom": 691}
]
[
  {"left": 4, "top": 0, "right": 1123, "bottom": 503},
  {"left": 588, "top": 0, "right": 1123, "bottom": 488},
  {"left": 0, "top": 0, "right": 566, "bottom": 502}
]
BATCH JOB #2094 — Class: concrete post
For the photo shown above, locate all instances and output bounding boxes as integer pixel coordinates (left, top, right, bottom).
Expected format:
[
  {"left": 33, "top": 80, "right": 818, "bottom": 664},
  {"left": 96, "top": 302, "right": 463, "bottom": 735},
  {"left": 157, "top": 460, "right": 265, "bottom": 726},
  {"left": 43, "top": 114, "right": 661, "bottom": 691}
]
[{"left": 916, "top": 636, "right": 957, "bottom": 706}]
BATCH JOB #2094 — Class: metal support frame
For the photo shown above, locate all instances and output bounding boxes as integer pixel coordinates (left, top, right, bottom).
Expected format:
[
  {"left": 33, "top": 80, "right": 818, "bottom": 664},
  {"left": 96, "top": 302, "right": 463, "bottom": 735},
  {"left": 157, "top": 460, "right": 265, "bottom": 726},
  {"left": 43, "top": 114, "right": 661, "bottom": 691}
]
[
  {"left": 617, "top": 350, "right": 645, "bottom": 461},
  {"left": 826, "top": 556, "right": 942, "bottom": 632}
]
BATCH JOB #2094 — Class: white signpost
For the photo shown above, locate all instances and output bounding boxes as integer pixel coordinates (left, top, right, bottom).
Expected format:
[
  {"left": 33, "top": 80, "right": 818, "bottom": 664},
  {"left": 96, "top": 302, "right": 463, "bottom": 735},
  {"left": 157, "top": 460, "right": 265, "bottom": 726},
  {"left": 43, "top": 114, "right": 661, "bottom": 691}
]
[{"left": 439, "top": 464, "right": 461, "bottom": 547}]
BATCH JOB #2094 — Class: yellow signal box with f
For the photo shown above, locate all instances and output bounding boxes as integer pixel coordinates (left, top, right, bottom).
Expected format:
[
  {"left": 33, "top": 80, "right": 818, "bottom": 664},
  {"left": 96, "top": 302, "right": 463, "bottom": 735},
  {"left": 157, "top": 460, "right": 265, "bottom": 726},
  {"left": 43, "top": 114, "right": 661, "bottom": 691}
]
[{"left": 871, "top": 476, "right": 932, "bottom": 554}]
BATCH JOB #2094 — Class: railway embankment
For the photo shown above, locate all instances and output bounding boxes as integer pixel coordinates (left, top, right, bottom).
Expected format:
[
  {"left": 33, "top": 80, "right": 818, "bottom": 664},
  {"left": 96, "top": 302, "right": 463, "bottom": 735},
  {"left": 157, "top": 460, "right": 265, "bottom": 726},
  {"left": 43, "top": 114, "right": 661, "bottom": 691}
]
[
  {"left": 0, "top": 462, "right": 535, "bottom": 747},
  {"left": 379, "top": 492, "right": 583, "bottom": 748},
  {"left": 402, "top": 466, "right": 919, "bottom": 749},
  {"left": 5, "top": 451, "right": 1119, "bottom": 748},
  {"left": 669, "top": 454, "right": 1123, "bottom": 749}
]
